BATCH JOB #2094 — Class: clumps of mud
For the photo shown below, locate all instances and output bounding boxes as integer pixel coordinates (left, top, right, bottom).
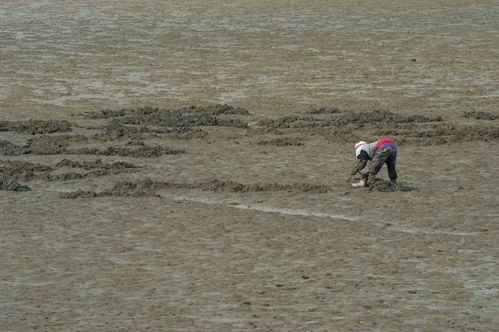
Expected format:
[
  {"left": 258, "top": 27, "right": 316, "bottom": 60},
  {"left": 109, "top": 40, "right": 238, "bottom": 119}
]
[
  {"left": 333, "top": 110, "right": 443, "bottom": 126},
  {"left": 55, "top": 158, "right": 139, "bottom": 170},
  {"left": 0, "top": 158, "right": 135, "bottom": 185},
  {"left": 410, "top": 124, "right": 499, "bottom": 144},
  {"left": 38, "top": 168, "right": 133, "bottom": 182},
  {"left": 0, "top": 180, "right": 31, "bottom": 192},
  {"left": 257, "top": 137, "right": 305, "bottom": 146},
  {"left": 62, "top": 178, "right": 331, "bottom": 199},
  {"left": 369, "top": 179, "right": 416, "bottom": 192},
  {"left": 0, "top": 160, "right": 53, "bottom": 181},
  {"left": 463, "top": 111, "right": 498, "bottom": 121},
  {"left": 87, "top": 104, "right": 250, "bottom": 119},
  {"left": 0, "top": 120, "right": 72, "bottom": 134},
  {"left": 0, "top": 140, "right": 29, "bottom": 156},
  {"left": 62, "top": 178, "right": 162, "bottom": 199},
  {"left": 0, "top": 137, "right": 183, "bottom": 158},
  {"left": 257, "top": 110, "right": 442, "bottom": 129},
  {"left": 306, "top": 107, "right": 341, "bottom": 114},
  {"left": 85, "top": 104, "right": 250, "bottom": 130},
  {"left": 194, "top": 179, "right": 330, "bottom": 193},
  {"left": 0, "top": 160, "right": 47, "bottom": 191},
  {"left": 93, "top": 120, "right": 208, "bottom": 141},
  {"left": 71, "top": 142, "right": 185, "bottom": 158}
]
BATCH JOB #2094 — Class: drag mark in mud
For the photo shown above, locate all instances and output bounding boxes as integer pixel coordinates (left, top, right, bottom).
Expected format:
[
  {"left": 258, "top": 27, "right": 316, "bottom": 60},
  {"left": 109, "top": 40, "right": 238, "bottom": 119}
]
[{"left": 174, "top": 195, "right": 359, "bottom": 222}]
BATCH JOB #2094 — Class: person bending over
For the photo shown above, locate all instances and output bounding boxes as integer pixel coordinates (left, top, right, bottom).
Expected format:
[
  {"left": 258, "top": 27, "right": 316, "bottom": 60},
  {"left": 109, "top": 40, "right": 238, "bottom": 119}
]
[{"left": 350, "top": 137, "right": 398, "bottom": 185}]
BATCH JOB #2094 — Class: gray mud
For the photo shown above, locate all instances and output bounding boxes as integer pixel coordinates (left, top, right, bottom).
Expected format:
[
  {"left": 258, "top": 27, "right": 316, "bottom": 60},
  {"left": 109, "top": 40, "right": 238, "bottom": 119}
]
[
  {"left": 27, "top": 135, "right": 88, "bottom": 154},
  {"left": 0, "top": 120, "right": 72, "bottom": 135}
]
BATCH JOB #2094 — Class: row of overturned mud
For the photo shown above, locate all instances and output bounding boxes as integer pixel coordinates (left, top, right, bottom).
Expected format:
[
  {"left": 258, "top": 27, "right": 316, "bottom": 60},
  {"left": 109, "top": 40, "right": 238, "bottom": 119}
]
[
  {"left": 0, "top": 136, "right": 184, "bottom": 157},
  {"left": 0, "top": 159, "right": 140, "bottom": 192},
  {"left": 80, "top": 105, "right": 499, "bottom": 145},
  {"left": 0, "top": 104, "right": 495, "bottom": 196},
  {"left": 62, "top": 178, "right": 333, "bottom": 199},
  {"left": 61, "top": 176, "right": 417, "bottom": 199}
]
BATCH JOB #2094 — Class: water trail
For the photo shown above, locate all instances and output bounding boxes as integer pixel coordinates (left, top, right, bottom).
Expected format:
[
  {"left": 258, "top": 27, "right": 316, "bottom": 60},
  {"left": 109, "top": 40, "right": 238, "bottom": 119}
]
[{"left": 172, "top": 195, "right": 479, "bottom": 236}]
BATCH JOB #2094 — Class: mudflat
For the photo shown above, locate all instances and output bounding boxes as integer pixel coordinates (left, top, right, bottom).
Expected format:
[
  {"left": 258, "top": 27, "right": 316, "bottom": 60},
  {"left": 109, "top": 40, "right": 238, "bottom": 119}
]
[{"left": 1, "top": 1, "right": 498, "bottom": 331}]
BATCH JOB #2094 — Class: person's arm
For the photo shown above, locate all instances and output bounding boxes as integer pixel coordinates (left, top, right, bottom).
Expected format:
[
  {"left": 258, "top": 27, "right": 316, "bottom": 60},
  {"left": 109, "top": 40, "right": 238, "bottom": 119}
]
[{"left": 351, "top": 158, "right": 367, "bottom": 176}]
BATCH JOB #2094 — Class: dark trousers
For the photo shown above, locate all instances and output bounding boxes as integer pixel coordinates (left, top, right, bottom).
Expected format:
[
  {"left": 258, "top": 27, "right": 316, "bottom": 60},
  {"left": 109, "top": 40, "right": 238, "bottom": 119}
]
[{"left": 370, "top": 142, "right": 397, "bottom": 180}]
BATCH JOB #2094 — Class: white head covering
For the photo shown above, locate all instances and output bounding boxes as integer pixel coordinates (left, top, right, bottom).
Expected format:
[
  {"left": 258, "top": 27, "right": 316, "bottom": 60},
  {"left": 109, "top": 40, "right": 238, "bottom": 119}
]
[{"left": 355, "top": 141, "right": 366, "bottom": 157}]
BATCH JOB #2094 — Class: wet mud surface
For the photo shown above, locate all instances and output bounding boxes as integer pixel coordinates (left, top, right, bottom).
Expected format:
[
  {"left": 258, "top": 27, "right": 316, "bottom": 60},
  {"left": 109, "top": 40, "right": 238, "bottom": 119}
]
[{"left": 1, "top": 1, "right": 499, "bottom": 331}]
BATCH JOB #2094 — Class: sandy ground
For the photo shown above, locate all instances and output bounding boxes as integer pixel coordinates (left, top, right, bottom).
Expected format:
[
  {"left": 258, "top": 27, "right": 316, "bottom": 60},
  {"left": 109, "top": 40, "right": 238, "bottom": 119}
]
[{"left": 1, "top": 0, "right": 499, "bottom": 331}]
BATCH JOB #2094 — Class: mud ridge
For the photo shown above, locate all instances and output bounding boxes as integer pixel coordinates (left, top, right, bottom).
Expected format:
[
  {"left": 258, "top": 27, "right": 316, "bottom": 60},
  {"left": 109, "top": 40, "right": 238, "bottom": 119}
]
[
  {"left": 463, "top": 111, "right": 498, "bottom": 121},
  {"left": 408, "top": 124, "right": 499, "bottom": 144},
  {"left": 62, "top": 178, "right": 332, "bottom": 199},
  {"left": 0, "top": 138, "right": 184, "bottom": 158},
  {"left": 85, "top": 105, "right": 249, "bottom": 129},
  {"left": 0, "top": 160, "right": 53, "bottom": 181},
  {"left": 86, "top": 104, "right": 250, "bottom": 120},
  {"left": 55, "top": 158, "right": 139, "bottom": 170},
  {"left": 0, "top": 140, "right": 29, "bottom": 156},
  {"left": 37, "top": 168, "right": 135, "bottom": 182},
  {"left": 258, "top": 110, "right": 442, "bottom": 129},
  {"left": 306, "top": 107, "right": 342, "bottom": 114},
  {"left": 0, "top": 179, "right": 31, "bottom": 192},
  {"left": 0, "top": 120, "right": 72, "bottom": 134},
  {"left": 70, "top": 144, "right": 185, "bottom": 158}
]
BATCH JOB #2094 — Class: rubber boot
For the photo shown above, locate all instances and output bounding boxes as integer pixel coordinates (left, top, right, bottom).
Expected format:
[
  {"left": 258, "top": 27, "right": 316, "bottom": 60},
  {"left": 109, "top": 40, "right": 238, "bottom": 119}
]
[{"left": 367, "top": 172, "right": 376, "bottom": 186}]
